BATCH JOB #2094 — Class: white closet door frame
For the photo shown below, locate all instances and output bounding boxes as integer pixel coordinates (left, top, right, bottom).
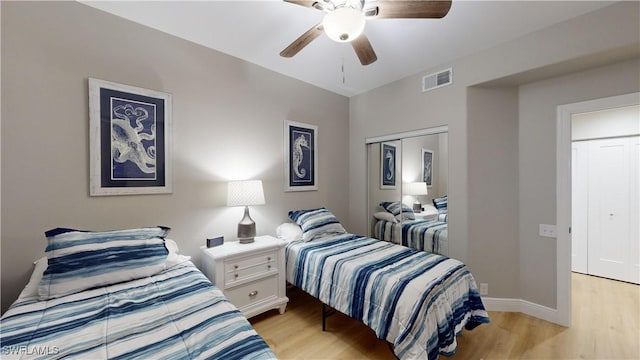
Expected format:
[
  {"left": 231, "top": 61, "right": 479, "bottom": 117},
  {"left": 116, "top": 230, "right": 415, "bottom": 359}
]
[
  {"left": 571, "top": 141, "right": 588, "bottom": 274},
  {"left": 629, "top": 137, "right": 640, "bottom": 281},
  {"left": 556, "top": 92, "right": 640, "bottom": 327}
]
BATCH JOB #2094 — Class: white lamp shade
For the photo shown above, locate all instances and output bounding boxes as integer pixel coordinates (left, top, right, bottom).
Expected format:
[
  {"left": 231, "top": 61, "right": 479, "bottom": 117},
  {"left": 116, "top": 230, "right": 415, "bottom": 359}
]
[
  {"left": 403, "top": 182, "right": 428, "bottom": 196},
  {"left": 323, "top": 7, "right": 366, "bottom": 43},
  {"left": 227, "top": 180, "right": 265, "bottom": 206}
]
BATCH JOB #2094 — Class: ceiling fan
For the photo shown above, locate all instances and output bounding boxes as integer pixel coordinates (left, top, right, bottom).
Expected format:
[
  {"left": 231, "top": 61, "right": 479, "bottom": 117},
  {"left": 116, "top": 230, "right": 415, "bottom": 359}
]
[{"left": 280, "top": 0, "right": 452, "bottom": 66}]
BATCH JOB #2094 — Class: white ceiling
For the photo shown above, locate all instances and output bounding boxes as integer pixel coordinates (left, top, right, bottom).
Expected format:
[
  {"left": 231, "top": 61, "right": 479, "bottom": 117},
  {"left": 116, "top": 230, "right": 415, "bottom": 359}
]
[{"left": 81, "top": 1, "right": 614, "bottom": 97}]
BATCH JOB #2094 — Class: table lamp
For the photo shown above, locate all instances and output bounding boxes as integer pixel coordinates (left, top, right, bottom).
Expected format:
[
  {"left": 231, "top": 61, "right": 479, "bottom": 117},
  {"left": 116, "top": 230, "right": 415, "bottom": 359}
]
[{"left": 227, "top": 180, "right": 265, "bottom": 244}]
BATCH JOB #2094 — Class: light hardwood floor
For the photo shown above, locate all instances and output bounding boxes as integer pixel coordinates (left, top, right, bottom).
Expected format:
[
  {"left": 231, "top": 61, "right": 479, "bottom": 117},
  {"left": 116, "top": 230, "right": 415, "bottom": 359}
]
[{"left": 250, "top": 273, "right": 639, "bottom": 359}]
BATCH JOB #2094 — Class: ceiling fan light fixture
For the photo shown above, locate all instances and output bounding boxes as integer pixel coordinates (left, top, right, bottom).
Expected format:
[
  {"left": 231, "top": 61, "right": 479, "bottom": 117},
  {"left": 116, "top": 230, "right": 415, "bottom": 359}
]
[{"left": 322, "top": 7, "right": 365, "bottom": 43}]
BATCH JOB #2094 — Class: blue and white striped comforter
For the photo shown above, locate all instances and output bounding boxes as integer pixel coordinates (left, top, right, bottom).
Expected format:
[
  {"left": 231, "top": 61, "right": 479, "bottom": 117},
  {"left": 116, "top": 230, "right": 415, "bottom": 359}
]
[
  {"left": 374, "top": 219, "right": 448, "bottom": 255},
  {"left": 0, "top": 262, "right": 276, "bottom": 360},
  {"left": 286, "top": 234, "right": 489, "bottom": 360}
]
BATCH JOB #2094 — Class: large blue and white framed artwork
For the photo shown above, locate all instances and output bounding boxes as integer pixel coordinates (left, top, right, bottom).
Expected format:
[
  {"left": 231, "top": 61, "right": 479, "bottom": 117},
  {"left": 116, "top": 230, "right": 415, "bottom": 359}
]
[
  {"left": 380, "top": 142, "right": 397, "bottom": 189},
  {"left": 285, "top": 120, "right": 318, "bottom": 191},
  {"left": 89, "top": 78, "right": 172, "bottom": 196}
]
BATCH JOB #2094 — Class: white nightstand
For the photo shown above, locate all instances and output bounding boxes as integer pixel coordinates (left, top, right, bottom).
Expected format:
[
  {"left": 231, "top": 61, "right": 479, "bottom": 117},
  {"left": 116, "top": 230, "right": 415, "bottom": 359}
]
[
  {"left": 414, "top": 211, "right": 437, "bottom": 221},
  {"left": 200, "top": 235, "right": 288, "bottom": 318}
]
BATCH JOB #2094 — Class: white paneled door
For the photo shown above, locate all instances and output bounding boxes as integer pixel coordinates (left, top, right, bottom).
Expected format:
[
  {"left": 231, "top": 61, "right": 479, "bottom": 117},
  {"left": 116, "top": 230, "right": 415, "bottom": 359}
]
[{"left": 581, "top": 137, "right": 639, "bottom": 284}]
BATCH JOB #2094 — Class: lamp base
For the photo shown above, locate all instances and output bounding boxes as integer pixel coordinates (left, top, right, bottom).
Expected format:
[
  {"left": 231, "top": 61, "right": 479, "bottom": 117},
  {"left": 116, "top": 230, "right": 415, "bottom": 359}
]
[
  {"left": 237, "top": 206, "right": 256, "bottom": 244},
  {"left": 238, "top": 237, "right": 255, "bottom": 244}
]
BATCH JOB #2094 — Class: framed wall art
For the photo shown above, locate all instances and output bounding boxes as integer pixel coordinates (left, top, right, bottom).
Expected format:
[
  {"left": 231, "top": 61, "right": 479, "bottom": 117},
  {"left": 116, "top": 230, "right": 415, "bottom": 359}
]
[
  {"left": 422, "top": 148, "right": 433, "bottom": 187},
  {"left": 89, "top": 78, "right": 172, "bottom": 196},
  {"left": 380, "top": 142, "right": 396, "bottom": 189},
  {"left": 284, "top": 120, "right": 318, "bottom": 191}
]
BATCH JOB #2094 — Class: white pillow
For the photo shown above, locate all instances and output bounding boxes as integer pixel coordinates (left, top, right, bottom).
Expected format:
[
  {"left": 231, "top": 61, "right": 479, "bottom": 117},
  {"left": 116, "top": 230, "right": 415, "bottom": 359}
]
[
  {"left": 165, "top": 238, "right": 191, "bottom": 268},
  {"left": 373, "top": 211, "right": 398, "bottom": 223},
  {"left": 276, "top": 222, "right": 303, "bottom": 242},
  {"left": 16, "top": 256, "right": 48, "bottom": 301}
]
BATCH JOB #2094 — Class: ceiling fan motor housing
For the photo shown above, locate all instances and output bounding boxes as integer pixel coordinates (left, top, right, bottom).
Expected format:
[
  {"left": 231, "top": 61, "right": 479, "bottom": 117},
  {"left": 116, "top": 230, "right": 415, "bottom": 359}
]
[{"left": 323, "top": 6, "right": 366, "bottom": 42}]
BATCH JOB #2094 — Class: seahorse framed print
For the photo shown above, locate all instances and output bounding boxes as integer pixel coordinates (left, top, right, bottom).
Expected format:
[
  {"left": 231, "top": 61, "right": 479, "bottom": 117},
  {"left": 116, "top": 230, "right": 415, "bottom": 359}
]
[
  {"left": 422, "top": 148, "right": 434, "bottom": 187},
  {"left": 380, "top": 142, "right": 397, "bottom": 189},
  {"left": 285, "top": 120, "right": 318, "bottom": 191},
  {"left": 89, "top": 78, "right": 172, "bottom": 196}
]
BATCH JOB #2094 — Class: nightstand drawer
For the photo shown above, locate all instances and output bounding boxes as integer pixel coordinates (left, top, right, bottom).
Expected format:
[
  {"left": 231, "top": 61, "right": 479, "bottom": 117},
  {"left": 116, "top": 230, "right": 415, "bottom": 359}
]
[
  {"left": 225, "top": 250, "right": 277, "bottom": 285},
  {"left": 225, "top": 275, "right": 278, "bottom": 309}
]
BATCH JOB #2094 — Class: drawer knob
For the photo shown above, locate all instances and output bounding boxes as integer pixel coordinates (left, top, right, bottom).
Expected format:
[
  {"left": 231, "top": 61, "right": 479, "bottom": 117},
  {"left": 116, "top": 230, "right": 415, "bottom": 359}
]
[
  {"left": 267, "top": 257, "right": 271, "bottom": 261},
  {"left": 235, "top": 274, "right": 238, "bottom": 278},
  {"left": 234, "top": 265, "right": 238, "bottom": 269},
  {"left": 249, "top": 291, "right": 258, "bottom": 297},
  {"left": 268, "top": 265, "right": 271, "bottom": 269}
]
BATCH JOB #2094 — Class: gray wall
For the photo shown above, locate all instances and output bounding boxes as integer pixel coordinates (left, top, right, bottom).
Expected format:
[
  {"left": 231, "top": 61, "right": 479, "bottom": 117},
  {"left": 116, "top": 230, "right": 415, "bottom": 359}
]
[
  {"left": 467, "top": 86, "right": 520, "bottom": 300},
  {"left": 1, "top": 2, "right": 349, "bottom": 313},
  {"left": 517, "top": 59, "right": 640, "bottom": 306},
  {"left": 349, "top": 1, "right": 640, "bottom": 307}
]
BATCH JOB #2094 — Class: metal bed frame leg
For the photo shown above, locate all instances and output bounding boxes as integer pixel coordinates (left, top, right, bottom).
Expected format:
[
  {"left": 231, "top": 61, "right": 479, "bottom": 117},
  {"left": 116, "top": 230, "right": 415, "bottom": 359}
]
[
  {"left": 322, "top": 303, "right": 327, "bottom": 331},
  {"left": 321, "top": 303, "right": 397, "bottom": 359},
  {"left": 321, "top": 303, "right": 336, "bottom": 331}
]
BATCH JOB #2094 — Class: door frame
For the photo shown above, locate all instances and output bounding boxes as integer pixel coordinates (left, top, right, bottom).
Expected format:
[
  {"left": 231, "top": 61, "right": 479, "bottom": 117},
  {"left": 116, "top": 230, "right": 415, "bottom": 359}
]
[{"left": 556, "top": 92, "right": 639, "bottom": 327}]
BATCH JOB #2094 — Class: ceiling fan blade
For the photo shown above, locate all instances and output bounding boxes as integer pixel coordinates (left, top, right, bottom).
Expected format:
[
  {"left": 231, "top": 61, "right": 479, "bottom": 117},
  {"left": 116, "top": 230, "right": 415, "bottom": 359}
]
[
  {"left": 280, "top": 23, "right": 324, "bottom": 58},
  {"left": 351, "top": 34, "right": 377, "bottom": 66},
  {"left": 371, "top": 0, "right": 452, "bottom": 19},
  {"left": 283, "top": 0, "right": 317, "bottom": 9}
]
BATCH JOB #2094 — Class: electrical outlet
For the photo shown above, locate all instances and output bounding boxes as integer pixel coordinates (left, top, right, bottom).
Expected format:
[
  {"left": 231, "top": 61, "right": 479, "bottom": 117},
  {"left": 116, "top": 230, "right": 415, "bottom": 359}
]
[
  {"left": 479, "top": 283, "right": 488, "bottom": 296},
  {"left": 539, "top": 224, "right": 557, "bottom": 238}
]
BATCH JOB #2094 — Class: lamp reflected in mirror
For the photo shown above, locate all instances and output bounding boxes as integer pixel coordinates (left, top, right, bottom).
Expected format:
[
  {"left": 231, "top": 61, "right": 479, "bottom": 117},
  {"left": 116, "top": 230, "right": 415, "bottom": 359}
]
[{"left": 403, "top": 182, "right": 428, "bottom": 212}]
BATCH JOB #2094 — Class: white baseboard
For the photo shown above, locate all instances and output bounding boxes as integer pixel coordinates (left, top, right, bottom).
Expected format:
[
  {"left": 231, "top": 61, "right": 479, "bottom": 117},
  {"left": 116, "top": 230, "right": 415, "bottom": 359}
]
[{"left": 482, "top": 297, "right": 562, "bottom": 325}]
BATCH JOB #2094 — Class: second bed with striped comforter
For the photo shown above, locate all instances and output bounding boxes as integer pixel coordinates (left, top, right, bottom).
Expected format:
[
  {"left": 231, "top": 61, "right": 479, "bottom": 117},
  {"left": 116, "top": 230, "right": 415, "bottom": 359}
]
[
  {"left": 285, "top": 233, "right": 489, "bottom": 360},
  {"left": 374, "top": 219, "right": 448, "bottom": 255}
]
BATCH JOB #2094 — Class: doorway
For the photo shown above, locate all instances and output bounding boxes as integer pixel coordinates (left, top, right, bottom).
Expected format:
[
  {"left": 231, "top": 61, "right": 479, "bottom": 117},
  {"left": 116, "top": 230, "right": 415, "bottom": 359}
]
[{"left": 557, "top": 92, "right": 640, "bottom": 327}]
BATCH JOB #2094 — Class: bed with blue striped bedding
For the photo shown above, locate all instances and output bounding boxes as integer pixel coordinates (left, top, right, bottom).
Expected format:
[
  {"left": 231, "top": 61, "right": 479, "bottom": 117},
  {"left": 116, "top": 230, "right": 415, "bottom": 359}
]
[
  {"left": 285, "top": 233, "right": 488, "bottom": 360},
  {"left": 0, "top": 261, "right": 276, "bottom": 360},
  {"left": 374, "top": 219, "right": 448, "bottom": 255}
]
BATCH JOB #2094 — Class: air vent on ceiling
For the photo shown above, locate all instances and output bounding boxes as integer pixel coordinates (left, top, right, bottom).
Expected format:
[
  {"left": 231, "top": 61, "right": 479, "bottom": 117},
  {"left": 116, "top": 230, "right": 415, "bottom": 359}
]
[{"left": 422, "top": 68, "right": 453, "bottom": 92}]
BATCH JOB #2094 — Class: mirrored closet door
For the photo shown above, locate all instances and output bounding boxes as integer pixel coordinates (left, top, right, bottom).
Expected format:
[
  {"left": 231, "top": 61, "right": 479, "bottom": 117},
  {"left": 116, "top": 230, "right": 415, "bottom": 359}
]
[{"left": 366, "top": 127, "right": 450, "bottom": 256}]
